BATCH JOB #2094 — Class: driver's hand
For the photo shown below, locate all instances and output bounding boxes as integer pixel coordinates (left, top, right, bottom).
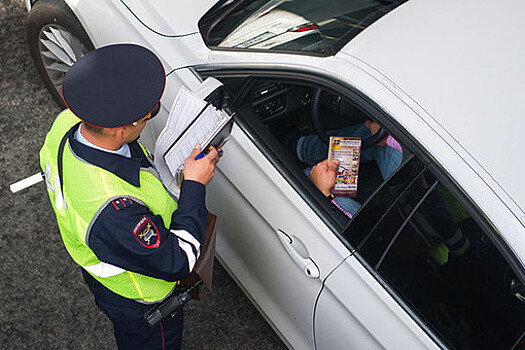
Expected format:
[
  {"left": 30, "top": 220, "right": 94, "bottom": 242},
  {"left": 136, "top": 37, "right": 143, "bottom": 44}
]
[
  {"left": 365, "top": 120, "right": 388, "bottom": 146},
  {"left": 183, "top": 144, "right": 220, "bottom": 185},
  {"left": 309, "top": 159, "right": 340, "bottom": 197}
]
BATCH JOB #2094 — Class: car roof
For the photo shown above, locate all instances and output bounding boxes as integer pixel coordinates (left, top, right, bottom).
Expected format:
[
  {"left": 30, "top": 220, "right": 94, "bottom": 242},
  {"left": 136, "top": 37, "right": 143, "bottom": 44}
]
[{"left": 339, "top": 0, "right": 525, "bottom": 217}]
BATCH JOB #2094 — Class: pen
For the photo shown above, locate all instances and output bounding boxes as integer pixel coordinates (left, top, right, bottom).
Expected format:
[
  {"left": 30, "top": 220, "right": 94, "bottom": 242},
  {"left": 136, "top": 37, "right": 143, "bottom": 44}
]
[{"left": 195, "top": 149, "right": 223, "bottom": 160}]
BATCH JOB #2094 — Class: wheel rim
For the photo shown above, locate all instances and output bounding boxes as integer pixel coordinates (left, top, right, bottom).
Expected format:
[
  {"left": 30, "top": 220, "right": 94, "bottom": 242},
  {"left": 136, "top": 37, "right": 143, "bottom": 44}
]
[{"left": 38, "top": 24, "right": 90, "bottom": 97}]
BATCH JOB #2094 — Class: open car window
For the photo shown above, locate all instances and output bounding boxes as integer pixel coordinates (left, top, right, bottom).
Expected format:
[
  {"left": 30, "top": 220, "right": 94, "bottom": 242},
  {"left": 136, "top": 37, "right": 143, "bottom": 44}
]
[
  {"left": 205, "top": 73, "right": 409, "bottom": 242},
  {"left": 199, "top": 0, "right": 410, "bottom": 55}
]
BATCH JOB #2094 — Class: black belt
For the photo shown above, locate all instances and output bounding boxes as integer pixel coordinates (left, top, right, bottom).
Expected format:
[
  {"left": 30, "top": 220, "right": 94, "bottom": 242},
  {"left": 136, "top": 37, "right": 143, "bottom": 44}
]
[{"left": 81, "top": 267, "right": 201, "bottom": 326}]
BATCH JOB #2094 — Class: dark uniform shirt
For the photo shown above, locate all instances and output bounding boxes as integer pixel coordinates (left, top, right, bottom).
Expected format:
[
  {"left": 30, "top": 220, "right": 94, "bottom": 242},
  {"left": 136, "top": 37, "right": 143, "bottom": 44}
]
[{"left": 69, "top": 133, "right": 207, "bottom": 282}]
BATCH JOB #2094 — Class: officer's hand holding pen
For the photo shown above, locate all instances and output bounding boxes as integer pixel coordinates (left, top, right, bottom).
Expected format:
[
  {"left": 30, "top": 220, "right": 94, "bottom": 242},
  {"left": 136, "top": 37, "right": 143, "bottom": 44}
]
[{"left": 183, "top": 144, "right": 222, "bottom": 185}]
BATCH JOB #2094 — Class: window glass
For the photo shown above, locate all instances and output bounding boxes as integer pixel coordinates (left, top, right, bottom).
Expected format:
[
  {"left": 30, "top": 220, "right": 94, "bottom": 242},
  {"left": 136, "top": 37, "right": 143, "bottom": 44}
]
[
  {"left": 358, "top": 166, "right": 436, "bottom": 264},
  {"left": 200, "top": 0, "right": 409, "bottom": 55},
  {"left": 344, "top": 156, "right": 426, "bottom": 249},
  {"left": 375, "top": 181, "right": 525, "bottom": 348}
]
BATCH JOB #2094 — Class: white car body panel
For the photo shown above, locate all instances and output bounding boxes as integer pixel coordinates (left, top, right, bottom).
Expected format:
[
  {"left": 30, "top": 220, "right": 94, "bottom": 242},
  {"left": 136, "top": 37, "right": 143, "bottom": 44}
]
[
  {"left": 316, "top": 256, "right": 439, "bottom": 349},
  {"left": 64, "top": 0, "right": 211, "bottom": 70},
  {"left": 119, "top": 0, "right": 217, "bottom": 36},
  {"left": 340, "top": 0, "right": 525, "bottom": 221}
]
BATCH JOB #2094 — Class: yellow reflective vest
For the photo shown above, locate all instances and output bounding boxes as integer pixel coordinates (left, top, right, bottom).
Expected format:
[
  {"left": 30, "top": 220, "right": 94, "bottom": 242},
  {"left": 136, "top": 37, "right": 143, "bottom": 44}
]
[{"left": 40, "top": 110, "right": 178, "bottom": 303}]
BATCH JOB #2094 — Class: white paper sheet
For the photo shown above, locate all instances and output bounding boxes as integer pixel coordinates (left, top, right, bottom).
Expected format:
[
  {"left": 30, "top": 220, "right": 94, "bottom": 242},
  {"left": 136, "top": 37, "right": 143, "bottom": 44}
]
[{"left": 164, "top": 104, "right": 230, "bottom": 177}]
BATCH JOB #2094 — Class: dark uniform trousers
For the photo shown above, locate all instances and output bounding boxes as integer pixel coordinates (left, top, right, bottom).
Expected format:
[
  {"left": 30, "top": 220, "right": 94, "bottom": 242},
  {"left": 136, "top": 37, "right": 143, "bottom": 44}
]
[{"left": 82, "top": 269, "right": 183, "bottom": 349}]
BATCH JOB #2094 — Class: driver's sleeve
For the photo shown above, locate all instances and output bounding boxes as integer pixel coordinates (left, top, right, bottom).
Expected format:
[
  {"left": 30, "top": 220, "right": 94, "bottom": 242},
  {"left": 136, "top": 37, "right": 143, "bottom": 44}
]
[
  {"left": 386, "top": 135, "right": 403, "bottom": 152},
  {"left": 86, "top": 180, "right": 207, "bottom": 282},
  {"left": 331, "top": 199, "right": 354, "bottom": 219}
]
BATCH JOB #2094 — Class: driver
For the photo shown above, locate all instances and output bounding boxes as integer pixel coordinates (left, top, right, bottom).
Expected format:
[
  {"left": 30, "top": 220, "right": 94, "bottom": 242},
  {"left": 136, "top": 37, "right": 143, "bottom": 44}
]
[{"left": 294, "top": 120, "right": 403, "bottom": 217}]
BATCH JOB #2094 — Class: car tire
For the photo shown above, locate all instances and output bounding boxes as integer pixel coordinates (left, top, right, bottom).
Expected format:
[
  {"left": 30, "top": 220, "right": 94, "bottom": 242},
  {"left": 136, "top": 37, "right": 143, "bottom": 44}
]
[{"left": 27, "top": 0, "right": 94, "bottom": 108}]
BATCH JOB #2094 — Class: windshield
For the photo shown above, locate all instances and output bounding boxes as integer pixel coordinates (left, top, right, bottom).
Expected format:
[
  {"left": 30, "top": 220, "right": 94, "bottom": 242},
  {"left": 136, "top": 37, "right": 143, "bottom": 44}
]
[{"left": 199, "top": 0, "right": 409, "bottom": 56}]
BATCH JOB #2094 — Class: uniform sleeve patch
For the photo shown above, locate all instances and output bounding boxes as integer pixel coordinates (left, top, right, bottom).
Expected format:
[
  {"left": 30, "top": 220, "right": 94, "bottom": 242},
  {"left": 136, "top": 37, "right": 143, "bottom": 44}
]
[
  {"left": 111, "top": 197, "right": 134, "bottom": 211},
  {"left": 133, "top": 216, "right": 160, "bottom": 248}
]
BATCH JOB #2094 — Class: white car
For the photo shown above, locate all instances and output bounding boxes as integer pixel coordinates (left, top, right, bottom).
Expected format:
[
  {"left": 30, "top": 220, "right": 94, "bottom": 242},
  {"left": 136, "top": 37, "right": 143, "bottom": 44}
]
[{"left": 26, "top": 0, "right": 525, "bottom": 348}]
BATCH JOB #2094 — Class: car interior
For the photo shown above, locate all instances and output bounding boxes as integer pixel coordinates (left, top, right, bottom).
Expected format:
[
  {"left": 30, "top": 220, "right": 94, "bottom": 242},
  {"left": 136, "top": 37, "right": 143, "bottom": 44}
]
[{"left": 208, "top": 74, "right": 404, "bottom": 215}]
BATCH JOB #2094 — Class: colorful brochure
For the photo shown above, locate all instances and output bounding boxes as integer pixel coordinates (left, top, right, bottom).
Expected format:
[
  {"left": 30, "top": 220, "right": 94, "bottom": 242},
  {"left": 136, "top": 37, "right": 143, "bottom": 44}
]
[{"left": 327, "top": 136, "right": 361, "bottom": 197}]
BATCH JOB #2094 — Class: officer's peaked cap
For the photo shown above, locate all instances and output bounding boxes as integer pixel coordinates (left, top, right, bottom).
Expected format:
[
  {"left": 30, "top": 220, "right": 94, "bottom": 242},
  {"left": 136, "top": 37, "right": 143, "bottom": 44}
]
[{"left": 62, "top": 44, "right": 165, "bottom": 128}]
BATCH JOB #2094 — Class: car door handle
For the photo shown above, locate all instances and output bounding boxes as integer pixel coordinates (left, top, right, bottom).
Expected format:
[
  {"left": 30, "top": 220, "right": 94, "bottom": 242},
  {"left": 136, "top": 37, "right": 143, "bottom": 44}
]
[{"left": 276, "top": 229, "right": 320, "bottom": 279}]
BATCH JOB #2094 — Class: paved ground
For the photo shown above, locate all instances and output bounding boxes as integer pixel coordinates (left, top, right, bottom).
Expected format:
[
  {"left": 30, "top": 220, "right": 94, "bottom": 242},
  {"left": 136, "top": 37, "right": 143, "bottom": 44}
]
[{"left": 0, "top": 1, "right": 285, "bottom": 348}]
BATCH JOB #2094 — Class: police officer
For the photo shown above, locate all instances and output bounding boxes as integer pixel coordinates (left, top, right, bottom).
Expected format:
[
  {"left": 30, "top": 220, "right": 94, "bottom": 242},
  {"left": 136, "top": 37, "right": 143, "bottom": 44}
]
[{"left": 39, "top": 44, "right": 220, "bottom": 349}]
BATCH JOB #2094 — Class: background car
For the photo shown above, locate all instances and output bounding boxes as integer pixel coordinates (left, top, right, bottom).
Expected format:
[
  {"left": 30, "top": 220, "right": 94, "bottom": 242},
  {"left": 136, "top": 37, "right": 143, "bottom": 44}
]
[{"left": 27, "top": 0, "right": 525, "bottom": 348}]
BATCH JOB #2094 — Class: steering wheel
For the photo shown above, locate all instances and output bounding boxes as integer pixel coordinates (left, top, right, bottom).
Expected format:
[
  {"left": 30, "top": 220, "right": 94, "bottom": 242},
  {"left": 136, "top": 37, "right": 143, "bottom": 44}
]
[{"left": 310, "top": 88, "right": 388, "bottom": 149}]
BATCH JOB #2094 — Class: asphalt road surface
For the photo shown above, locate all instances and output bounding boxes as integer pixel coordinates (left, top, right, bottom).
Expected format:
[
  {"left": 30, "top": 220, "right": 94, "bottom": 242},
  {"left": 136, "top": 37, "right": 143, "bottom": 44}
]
[{"left": 0, "top": 1, "right": 285, "bottom": 348}]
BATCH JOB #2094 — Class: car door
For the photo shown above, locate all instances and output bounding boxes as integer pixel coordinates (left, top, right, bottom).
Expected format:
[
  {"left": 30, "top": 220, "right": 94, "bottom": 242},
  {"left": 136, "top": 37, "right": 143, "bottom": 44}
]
[
  {"left": 200, "top": 81, "right": 352, "bottom": 349},
  {"left": 182, "top": 54, "right": 423, "bottom": 348}
]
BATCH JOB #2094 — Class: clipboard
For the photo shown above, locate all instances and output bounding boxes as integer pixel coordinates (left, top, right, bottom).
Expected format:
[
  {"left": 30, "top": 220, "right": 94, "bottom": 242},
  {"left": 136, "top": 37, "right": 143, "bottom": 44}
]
[
  {"left": 161, "top": 93, "right": 234, "bottom": 182},
  {"left": 162, "top": 103, "right": 233, "bottom": 160}
]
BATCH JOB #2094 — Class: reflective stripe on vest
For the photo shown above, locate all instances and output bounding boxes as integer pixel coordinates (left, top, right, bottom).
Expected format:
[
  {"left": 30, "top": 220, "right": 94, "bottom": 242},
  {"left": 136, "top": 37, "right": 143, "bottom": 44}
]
[
  {"left": 83, "top": 262, "right": 126, "bottom": 278},
  {"left": 40, "top": 110, "right": 179, "bottom": 303}
]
